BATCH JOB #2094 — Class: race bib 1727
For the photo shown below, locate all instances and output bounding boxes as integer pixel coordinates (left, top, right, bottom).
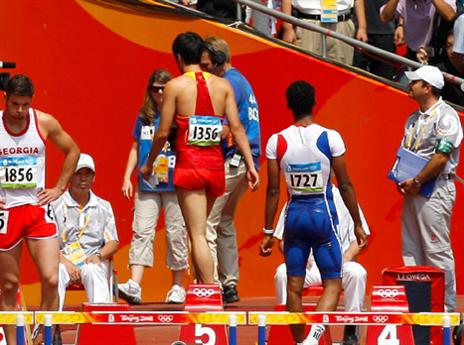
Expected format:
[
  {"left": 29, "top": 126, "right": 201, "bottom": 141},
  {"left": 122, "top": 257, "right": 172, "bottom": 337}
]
[
  {"left": 286, "top": 162, "right": 323, "bottom": 193},
  {"left": 187, "top": 115, "right": 222, "bottom": 147},
  {"left": 0, "top": 156, "right": 38, "bottom": 189}
]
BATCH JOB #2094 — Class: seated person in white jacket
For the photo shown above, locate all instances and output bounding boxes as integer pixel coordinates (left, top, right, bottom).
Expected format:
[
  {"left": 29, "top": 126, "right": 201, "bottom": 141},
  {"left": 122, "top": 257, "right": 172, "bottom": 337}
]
[
  {"left": 274, "top": 185, "right": 370, "bottom": 345},
  {"left": 52, "top": 154, "right": 119, "bottom": 310}
]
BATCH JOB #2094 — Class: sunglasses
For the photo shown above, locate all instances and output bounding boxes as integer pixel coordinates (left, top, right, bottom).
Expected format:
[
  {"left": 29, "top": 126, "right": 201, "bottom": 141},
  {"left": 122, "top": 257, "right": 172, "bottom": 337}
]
[{"left": 150, "top": 85, "right": 165, "bottom": 93}]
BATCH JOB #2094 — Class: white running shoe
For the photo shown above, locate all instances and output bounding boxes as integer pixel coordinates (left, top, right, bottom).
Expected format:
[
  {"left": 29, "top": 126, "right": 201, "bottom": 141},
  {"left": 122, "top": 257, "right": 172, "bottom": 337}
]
[
  {"left": 166, "top": 284, "right": 186, "bottom": 304},
  {"left": 118, "top": 279, "right": 142, "bottom": 305}
]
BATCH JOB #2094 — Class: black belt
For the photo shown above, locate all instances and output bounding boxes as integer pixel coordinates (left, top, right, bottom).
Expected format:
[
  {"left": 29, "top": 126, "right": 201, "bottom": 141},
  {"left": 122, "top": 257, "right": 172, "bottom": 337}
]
[{"left": 294, "top": 9, "right": 353, "bottom": 22}]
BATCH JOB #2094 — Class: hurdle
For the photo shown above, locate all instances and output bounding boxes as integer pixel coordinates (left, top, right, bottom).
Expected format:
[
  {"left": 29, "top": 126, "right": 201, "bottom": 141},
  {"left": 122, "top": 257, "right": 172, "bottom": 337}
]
[
  {"left": 35, "top": 311, "right": 247, "bottom": 345},
  {"left": 1, "top": 310, "right": 459, "bottom": 345},
  {"left": 248, "top": 311, "right": 460, "bottom": 345}
]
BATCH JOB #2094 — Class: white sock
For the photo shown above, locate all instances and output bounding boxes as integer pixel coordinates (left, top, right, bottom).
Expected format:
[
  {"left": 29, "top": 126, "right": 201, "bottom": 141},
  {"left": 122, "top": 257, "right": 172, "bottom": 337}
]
[{"left": 303, "top": 324, "right": 325, "bottom": 345}]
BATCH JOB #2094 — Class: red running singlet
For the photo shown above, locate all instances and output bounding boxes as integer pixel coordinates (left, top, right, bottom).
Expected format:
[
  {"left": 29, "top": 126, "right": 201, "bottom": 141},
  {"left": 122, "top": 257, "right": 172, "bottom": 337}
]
[{"left": 173, "top": 72, "right": 226, "bottom": 197}]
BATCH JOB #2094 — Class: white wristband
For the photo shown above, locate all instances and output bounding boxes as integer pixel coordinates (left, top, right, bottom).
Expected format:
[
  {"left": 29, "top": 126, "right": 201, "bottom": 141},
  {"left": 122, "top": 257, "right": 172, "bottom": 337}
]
[{"left": 262, "top": 228, "right": 274, "bottom": 235}]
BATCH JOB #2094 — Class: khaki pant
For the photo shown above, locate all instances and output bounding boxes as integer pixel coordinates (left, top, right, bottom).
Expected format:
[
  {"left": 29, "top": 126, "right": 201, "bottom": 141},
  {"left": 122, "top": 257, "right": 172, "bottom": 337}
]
[
  {"left": 206, "top": 158, "right": 248, "bottom": 286},
  {"left": 402, "top": 178, "right": 457, "bottom": 311},
  {"left": 295, "top": 19, "right": 355, "bottom": 65},
  {"left": 129, "top": 191, "right": 188, "bottom": 270}
]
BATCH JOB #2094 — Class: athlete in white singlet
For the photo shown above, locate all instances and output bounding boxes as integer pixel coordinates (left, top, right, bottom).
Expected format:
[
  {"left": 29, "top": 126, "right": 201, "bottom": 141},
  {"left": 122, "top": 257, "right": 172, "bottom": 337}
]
[
  {"left": 0, "top": 75, "right": 80, "bottom": 344},
  {"left": 260, "top": 81, "right": 367, "bottom": 345}
]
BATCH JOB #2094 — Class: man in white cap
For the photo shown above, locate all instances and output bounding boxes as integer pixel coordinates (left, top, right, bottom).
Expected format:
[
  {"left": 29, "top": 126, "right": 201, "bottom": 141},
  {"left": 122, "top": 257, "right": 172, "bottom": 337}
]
[
  {"left": 52, "top": 153, "right": 119, "bottom": 309},
  {"left": 392, "top": 65, "right": 462, "bottom": 311}
]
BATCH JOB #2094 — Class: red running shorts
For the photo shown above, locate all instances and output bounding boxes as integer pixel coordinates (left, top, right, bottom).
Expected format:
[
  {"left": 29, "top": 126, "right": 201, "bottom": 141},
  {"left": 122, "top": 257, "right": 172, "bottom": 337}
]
[
  {"left": 174, "top": 167, "right": 225, "bottom": 197},
  {"left": 0, "top": 204, "right": 57, "bottom": 251}
]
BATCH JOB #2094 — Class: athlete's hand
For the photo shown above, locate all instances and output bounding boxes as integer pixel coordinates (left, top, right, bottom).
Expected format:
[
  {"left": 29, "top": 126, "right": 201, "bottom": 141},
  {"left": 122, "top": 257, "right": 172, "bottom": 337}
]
[
  {"left": 247, "top": 168, "right": 259, "bottom": 191},
  {"left": 260, "top": 235, "right": 276, "bottom": 257},
  {"left": 0, "top": 198, "right": 5, "bottom": 209},
  {"left": 354, "top": 225, "right": 368, "bottom": 249},
  {"left": 140, "top": 164, "right": 151, "bottom": 180},
  {"left": 64, "top": 260, "right": 82, "bottom": 283},
  {"left": 38, "top": 187, "right": 64, "bottom": 205},
  {"left": 121, "top": 179, "right": 133, "bottom": 199}
]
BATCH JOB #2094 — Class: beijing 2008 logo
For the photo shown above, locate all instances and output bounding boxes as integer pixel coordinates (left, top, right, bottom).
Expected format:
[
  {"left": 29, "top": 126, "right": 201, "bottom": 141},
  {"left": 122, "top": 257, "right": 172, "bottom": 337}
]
[
  {"left": 193, "top": 287, "right": 215, "bottom": 298},
  {"left": 158, "top": 315, "right": 174, "bottom": 323},
  {"left": 373, "top": 315, "right": 389, "bottom": 323},
  {"left": 377, "top": 288, "right": 401, "bottom": 298}
]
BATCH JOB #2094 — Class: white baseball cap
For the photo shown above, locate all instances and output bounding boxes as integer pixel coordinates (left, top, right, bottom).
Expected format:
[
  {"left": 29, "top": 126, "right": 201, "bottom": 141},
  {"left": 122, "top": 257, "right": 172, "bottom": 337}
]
[
  {"left": 76, "top": 153, "right": 95, "bottom": 172},
  {"left": 404, "top": 65, "right": 444, "bottom": 90}
]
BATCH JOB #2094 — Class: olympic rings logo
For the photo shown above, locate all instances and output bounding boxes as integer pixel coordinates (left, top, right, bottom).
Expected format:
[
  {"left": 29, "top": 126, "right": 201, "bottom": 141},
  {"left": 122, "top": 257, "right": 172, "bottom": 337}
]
[
  {"left": 158, "top": 315, "right": 174, "bottom": 323},
  {"left": 373, "top": 315, "right": 389, "bottom": 323},
  {"left": 193, "top": 288, "right": 216, "bottom": 298},
  {"left": 376, "top": 289, "right": 401, "bottom": 298}
]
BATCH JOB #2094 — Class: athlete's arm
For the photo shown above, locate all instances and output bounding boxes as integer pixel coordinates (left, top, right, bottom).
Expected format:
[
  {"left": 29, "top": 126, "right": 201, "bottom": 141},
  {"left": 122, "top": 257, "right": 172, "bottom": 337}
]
[
  {"left": 141, "top": 81, "right": 176, "bottom": 179},
  {"left": 332, "top": 155, "right": 368, "bottom": 248},
  {"left": 122, "top": 140, "right": 138, "bottom": 199},
  {"left": 38, "top": 112, "right": 80, "bottom": 205},
  {"left": 260, "top": 158, "right": 280, "bottom": 256},
  {"left": 224, "top": 82, "right": 259, "bottom": 190}
]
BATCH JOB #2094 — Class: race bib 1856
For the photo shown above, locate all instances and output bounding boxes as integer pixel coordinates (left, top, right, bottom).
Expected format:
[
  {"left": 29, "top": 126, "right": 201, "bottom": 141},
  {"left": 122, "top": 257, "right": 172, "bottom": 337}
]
[
  {"left": 188, "top": 115, "right": 222, "bottom": 146},
  {"left": 0, "top": 156, "right": 38, "bottom": 189},
  {"left": 286, "top": 162, "right": 323, "bottom": 193}
]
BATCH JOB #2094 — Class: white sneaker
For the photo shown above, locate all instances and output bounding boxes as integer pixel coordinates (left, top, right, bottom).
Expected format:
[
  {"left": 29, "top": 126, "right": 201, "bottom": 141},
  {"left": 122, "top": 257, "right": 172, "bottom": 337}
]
[
  {"left": 118, "top": 279, "right": 142, "bottom": 305},
  {"left": 166, "top": 284, "right": 186, "bottom": 304}
]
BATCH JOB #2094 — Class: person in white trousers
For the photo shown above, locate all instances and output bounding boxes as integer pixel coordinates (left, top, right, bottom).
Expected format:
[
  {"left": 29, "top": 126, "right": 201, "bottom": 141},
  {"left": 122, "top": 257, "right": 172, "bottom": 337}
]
[
  {"left": 273, "top": 185, "right": 370, "bottom": 345},
  {"left": 53, "top": 154, "right": 119, "bottom": 310}
]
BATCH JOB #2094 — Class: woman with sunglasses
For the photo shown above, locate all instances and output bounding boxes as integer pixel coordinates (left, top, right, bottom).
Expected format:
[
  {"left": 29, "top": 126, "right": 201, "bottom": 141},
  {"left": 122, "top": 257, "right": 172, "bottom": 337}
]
[{"left": 118, "top": 68, "right": 189, "bottom": 305}]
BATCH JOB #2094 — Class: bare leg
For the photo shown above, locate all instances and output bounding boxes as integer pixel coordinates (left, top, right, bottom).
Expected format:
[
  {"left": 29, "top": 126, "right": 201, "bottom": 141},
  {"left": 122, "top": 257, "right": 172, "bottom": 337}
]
[
  {"left": 316, "top": 278, "right": 342, "bottom": 311},
  {"left": 286, "top": 275, "right": 305, "bottom": 343},
  {"left": 26, "top": 238, "right": 60, "bottom": 311},
  {"left": 0, "top": 244, "right": 22, "bottom": 345},
  {"left": 177, "top": 187, "right": 215, "bottom": 284},
  {"left": 303, "top": 278, "right": 342, "bottom": 344},
  {"left": 130, "top": 264, "right": 145, "bottom": 285}
]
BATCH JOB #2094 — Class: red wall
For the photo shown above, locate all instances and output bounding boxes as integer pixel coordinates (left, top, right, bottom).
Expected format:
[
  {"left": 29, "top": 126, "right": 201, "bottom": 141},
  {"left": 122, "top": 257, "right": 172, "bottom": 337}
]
[{"left": 0, "top": 0, "right": 462, "bottom": 305}]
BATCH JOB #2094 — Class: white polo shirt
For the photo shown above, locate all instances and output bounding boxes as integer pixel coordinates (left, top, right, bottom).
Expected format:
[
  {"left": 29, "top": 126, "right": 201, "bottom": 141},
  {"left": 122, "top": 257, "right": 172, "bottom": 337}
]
[{"left": 52, "top": 191, "right": 119, "bottom": 258}]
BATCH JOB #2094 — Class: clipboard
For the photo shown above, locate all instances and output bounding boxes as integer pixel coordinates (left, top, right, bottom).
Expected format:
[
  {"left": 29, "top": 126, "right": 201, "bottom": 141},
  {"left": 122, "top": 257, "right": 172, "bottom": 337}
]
[{"left": 388, "top": 147, "right": 436, "bottom": 198}]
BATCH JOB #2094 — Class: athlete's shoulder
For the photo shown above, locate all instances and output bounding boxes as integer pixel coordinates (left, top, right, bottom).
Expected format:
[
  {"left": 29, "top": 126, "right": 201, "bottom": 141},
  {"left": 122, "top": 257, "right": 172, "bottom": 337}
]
[{"left": 35, "top": 109, "right": 59, "bottom": 127}]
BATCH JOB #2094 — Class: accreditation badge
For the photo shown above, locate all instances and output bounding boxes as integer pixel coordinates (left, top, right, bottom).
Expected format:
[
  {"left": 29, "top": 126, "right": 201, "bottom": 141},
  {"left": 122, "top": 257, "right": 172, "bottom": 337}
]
[
  {"left": 63, "top": 242, "right": 86, "bottom": 267},
  {"left": 320, "top": 0, "right": 338, "bottom": 22}
]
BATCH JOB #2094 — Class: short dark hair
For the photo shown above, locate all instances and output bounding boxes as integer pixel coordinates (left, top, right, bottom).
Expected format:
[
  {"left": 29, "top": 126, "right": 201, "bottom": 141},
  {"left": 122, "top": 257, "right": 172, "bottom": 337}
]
[
  {"left": 6, "top": 74, "right": 34, "bottom": 99},
  {"left": 172, "top": 32, "right": 204, "bottom": 65},
  {"left": 286, "top": 80, "right": 316, "bottom": 119}
]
